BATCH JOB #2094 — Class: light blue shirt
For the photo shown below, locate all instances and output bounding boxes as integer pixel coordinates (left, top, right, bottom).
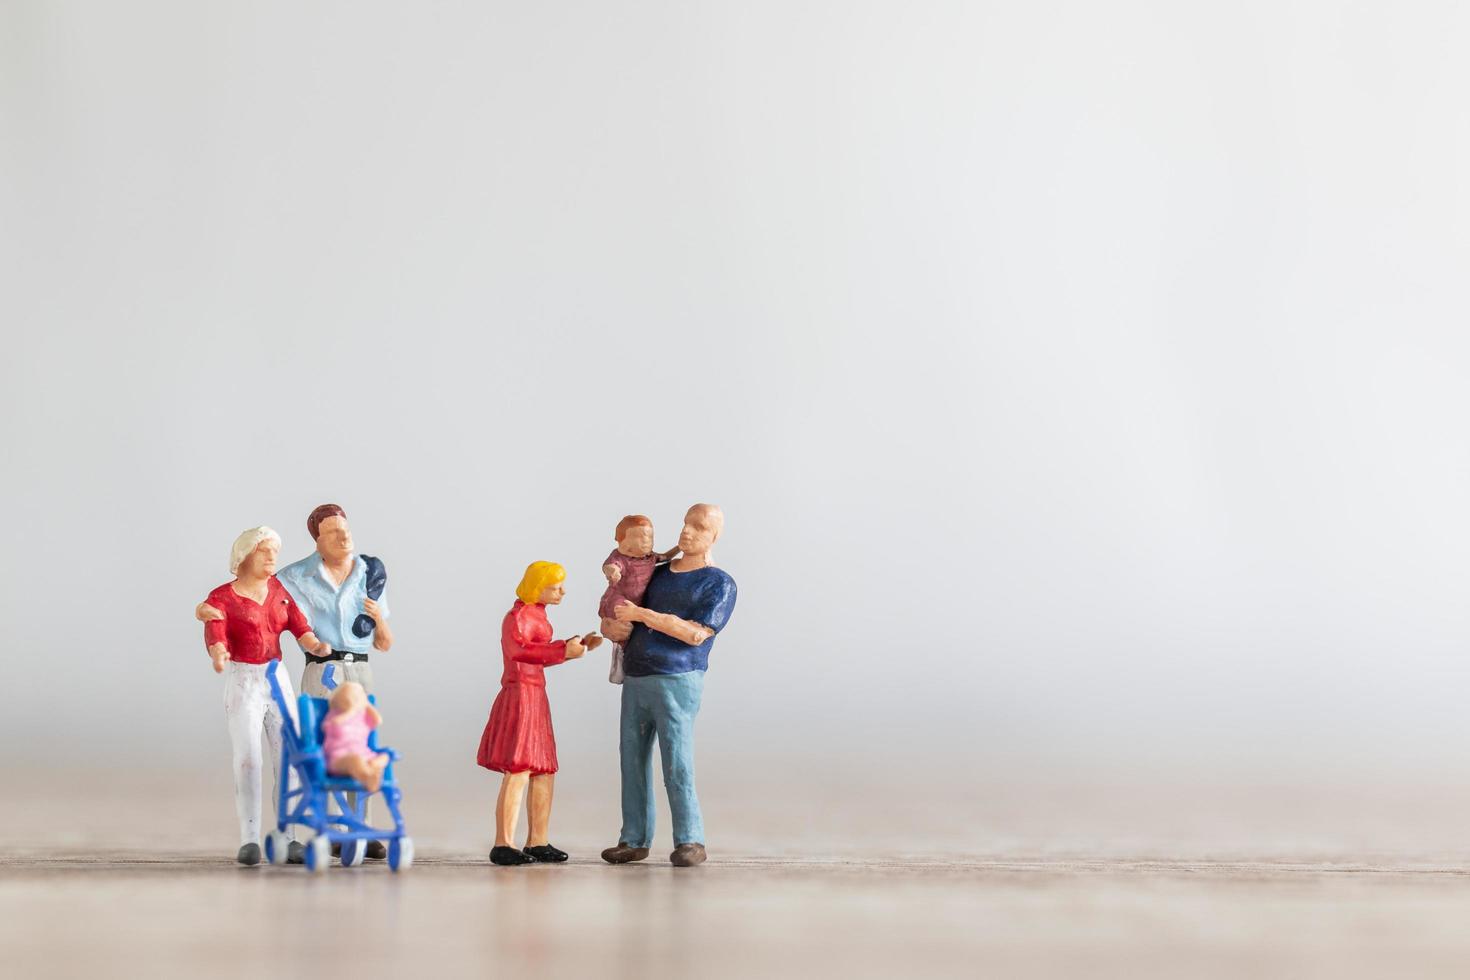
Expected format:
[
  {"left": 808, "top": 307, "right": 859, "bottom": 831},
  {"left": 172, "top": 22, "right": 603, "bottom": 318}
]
[{"left": 277, "top": 554, "right": 389, "bottom": 654}]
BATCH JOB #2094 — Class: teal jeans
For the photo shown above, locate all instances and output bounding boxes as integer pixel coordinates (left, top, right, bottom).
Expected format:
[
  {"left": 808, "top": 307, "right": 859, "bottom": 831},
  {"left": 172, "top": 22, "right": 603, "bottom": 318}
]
[{"left": 619, "top": 671, "right": 705, "bottom": 847}]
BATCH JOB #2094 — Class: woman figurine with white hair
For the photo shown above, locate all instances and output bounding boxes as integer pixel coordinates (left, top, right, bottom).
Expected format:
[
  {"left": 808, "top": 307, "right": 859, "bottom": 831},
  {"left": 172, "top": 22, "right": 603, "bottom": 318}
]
[{"left": 202, "top": 526, "right": 331, "bottom": 865}]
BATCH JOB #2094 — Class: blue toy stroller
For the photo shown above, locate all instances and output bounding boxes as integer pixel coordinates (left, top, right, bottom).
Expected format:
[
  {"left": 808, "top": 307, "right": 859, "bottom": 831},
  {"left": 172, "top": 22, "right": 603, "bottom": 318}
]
[{"left": 263, "top": 660, "right": 413, "bottom": 872}]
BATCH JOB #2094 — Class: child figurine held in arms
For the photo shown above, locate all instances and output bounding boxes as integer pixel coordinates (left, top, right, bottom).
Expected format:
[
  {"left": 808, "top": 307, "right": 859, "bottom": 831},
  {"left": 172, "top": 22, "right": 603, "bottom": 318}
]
[
  {"left": 599, "top": 515, "right": 678, "bottom": 684},
  {"left": 322, "top": 681, "right": 390, "bottom": 793}
]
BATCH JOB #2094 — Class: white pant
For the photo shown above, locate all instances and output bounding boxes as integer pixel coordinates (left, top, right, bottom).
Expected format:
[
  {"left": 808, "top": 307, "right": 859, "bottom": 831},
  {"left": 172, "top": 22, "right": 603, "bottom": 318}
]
[{"left": 223, "top": 662, "right": 298, "bottom": 846}]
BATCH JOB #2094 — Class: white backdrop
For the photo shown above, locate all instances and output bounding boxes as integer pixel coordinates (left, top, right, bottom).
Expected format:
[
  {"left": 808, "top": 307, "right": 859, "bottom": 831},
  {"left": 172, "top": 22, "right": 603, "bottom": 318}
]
[{"left": 2, "top": 1, "right": 1468, "bottom": 796}]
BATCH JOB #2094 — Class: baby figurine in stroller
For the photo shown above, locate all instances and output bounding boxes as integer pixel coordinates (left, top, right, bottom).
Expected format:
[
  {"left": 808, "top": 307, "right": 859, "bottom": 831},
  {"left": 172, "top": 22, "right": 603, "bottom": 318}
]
[
  {"left": 323, "top": 682, "right": 389, "bottom": 792},
  {"left": 264, "top": 660, "right": 413, "bottom": 872}
]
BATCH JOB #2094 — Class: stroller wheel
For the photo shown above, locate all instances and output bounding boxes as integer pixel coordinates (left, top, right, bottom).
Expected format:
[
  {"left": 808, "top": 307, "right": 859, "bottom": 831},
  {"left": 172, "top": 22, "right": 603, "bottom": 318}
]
[
  {"left": 305, "top": 836, "right": 331, "bottom": 874},
  {"left": 340, "top": 839, "right": 366, "bottom": 867},
  {"left": 389, "top": 837, "right": 414, "bottom": 872},
  {"left": 265, "top": 829, "right": 291, "bottom": 866}
]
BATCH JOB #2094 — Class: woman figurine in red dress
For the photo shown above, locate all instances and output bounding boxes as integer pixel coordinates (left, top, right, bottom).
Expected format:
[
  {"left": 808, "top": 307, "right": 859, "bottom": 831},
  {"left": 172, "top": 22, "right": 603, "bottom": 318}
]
[{"left": 477, "top": 561, "right": 602, "bottom": 865}]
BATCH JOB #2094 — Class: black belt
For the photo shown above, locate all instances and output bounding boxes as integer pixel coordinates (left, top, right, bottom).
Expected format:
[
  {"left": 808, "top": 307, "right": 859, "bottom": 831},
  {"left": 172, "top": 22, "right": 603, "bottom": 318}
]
[{"left": 305, "top": 650, "right": 370, "bottom": 665}]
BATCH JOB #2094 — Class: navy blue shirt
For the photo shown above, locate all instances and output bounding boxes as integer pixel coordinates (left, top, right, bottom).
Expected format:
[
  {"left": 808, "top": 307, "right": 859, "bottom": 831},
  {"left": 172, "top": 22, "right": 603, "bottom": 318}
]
[{"left": 622, "top": 564, "right": 738, "bottom": 677}]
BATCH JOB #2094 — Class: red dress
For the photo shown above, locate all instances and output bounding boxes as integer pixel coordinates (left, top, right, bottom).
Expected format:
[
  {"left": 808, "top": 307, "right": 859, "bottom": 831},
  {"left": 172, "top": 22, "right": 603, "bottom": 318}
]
[{"left": 476, "top": 601, "right": 568, "bottom": 774}]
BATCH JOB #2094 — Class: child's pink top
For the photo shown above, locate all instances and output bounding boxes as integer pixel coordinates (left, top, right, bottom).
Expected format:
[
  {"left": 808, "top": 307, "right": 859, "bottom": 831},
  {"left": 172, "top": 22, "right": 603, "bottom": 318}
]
[
  {"left": 322, "top": 708, "right": 376, "bottom": 764},
  {"left": 599, "top": 549, "right": 660, "bottom": 619}
]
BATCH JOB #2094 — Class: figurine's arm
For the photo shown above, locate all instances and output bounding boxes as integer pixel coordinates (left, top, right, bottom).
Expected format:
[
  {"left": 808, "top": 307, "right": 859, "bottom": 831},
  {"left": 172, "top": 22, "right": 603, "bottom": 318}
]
[
  {"left": 298, "top": 631, "right": 330, "bottom": 654},
  {"left": 365, "top": 705, "right": 382, "bottom": 728},
  {"left": 206, "top": 642, "right": 231, "bottom": 672},
  {"left": 508, "top": 614, "right": 569, "bottom": 665},
  {"left": 657, "top": 546, "right": 681, "bottom": 562},
  {"left": 365, "top": 598, "right": 393, "bottom": 652},
  {"left": 614, "top": 604, "right": 713, "bottom": 646},
  {"left": 196, "top": 601, "right": 224, "bottom": 623},
  {"left": 204, "top": 616, "right": 231, "bottom": 673},
  {"left": 563, "top": 633, "right": 601, "bottom": 660}
]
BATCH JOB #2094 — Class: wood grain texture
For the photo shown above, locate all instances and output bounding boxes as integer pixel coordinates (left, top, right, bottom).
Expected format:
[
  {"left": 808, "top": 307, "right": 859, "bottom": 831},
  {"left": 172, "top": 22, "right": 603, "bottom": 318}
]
[{"left": 10, "top": 771, "right": 1470, "bottom": 977}]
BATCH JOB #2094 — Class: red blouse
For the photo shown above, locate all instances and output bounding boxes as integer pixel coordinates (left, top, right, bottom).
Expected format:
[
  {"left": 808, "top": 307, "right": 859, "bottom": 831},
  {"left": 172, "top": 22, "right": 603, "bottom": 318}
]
[
  {"left": 499, "top": 600, "right": 567, "bottom": 688},
  {"left": 203, "top": 577, "right": 312, "bottom": 665}
]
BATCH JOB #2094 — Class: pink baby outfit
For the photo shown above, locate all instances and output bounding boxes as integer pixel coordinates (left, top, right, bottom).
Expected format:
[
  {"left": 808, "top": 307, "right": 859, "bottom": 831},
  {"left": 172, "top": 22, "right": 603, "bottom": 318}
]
[
  {"left": 599, "top": 550, "right": 660, "bottom": 619},
  {"left": 322, "top": 708, "right": 377, "bottom": 768}
]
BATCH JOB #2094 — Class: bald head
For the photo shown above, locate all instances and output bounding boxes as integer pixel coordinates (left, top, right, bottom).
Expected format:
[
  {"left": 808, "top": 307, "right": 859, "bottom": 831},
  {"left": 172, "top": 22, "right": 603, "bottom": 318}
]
[
  {"left": 688, "top": 503, "right": 723, "bottom": 534},
  {"left": 677, "top": 503, "right": 724, "bottom": 559}
]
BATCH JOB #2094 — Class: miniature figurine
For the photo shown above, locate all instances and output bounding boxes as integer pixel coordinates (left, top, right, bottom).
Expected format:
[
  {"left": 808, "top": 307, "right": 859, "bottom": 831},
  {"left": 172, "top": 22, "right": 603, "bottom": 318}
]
[
  {"left": 201, "top": 526, "right": 331, "bottom": 866},
  {"left": 477, "top": 561, "right": 603, "bottom": 866},
  {"left": 263, "top": 661, "right": 415, "bottom": 872},
  {"left": 322, "top": 681, "right": 390, "bottom": 793},
  {"left": 273, "top": 504, "right": 393, "bottom": 697},
  {"left": 599, "top": 515, "right": 679, "bottom": 684},
  {"left": 197, "top": 503, "right": 394, "bottom": 859},
  {"left": 599, "top": 504, "right": 737, "bottom": 868}
]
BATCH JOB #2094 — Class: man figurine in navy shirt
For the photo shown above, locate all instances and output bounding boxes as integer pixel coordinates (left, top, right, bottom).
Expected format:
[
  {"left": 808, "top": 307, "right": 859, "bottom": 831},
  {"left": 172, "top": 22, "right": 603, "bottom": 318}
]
[{"left": 600, "top": 503, "right": 737, "bottom": 867}]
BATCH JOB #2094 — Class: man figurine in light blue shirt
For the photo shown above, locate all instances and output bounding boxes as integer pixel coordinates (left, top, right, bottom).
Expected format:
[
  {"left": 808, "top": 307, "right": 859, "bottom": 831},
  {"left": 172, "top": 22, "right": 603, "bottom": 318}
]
[
  {"left": 275, "top": 503, "right": 394, "bottom": 699},
  {"left": 278, "top": 503, "right": 394, "bottom": 860}
]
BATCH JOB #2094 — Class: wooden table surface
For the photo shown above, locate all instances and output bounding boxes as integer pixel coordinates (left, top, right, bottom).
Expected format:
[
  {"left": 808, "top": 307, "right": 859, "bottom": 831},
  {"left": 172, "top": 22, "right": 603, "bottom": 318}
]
[{"left": 8, "top": 767, "right": 1470, "bottom": 978}]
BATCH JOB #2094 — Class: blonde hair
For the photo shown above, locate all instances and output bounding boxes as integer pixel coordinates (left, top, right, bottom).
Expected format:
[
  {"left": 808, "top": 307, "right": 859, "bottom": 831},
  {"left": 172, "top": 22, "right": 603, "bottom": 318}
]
[
  {"left": 515, "top": 561, "right": 566, "bottom": 604},
  {"left": 229, "top": 526, "right": 282, "bottom": 575}
]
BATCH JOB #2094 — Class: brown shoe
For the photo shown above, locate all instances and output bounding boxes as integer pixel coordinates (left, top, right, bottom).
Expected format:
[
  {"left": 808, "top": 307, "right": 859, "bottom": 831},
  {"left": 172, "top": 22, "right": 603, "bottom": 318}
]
[
  {"left": 600, "top": 843, "right": 650, "bottom": 864},
  {"left": 670, "top": 843, "right": 707, "bottom": 867}
]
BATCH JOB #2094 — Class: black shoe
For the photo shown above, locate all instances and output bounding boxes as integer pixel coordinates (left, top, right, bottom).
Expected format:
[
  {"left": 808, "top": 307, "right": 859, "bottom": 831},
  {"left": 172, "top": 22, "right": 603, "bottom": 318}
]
[
  {"left": 523, "top": 844, "right": 568, "bottom": 863},
  {"left": 331, "top": 843, "right": 342, "bottom": 858},
  {"left": 490, "top": 846, "right": 534, "bottom": 866},
  {"left": 236, "top": 843, "right": 261, "bottom": 866},
  {"left": 287, "top": 841, "right": 305, "bottom": 864},
  {"left": 365, "top": 840, "right": 387, "bottom": 860}
]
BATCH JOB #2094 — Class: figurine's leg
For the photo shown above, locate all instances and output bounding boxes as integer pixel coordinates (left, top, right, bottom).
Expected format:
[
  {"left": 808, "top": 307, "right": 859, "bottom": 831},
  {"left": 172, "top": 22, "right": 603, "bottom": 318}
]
[
  {"left": 495, "top": 771, "right": 531, "bottom": 848},
  {"left": 601, "top": 619, "right": 626, "bottom": 685},
  {"left": 263, "top": 665, "right": 297, "bottom": 838},
  {"left": 224, "top": 665, "right": 269, "bottom": 846},
  {"left": 350, "top": 663, "right": 376, "bottom": 830},
  {"left": 619, "top": 679, "right": 657, "bottom": 848},
  {"left": 360, "top": 755, "right": 387, "bottom": 794},
  {"left": 299, "top": 662, "right": 326, "bottom": 698},
  {"left": 525, "top": 774, "right": 554, "bottom": 847},
  {"left": 653, "top": 672, "right": 706, "bottom": 846},
  {"left": 330, "top": 755, "right": 385, "bottom": 794}
]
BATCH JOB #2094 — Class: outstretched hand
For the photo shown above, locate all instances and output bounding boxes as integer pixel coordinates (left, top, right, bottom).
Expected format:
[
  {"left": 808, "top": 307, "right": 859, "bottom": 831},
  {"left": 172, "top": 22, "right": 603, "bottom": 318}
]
[
  {"left": 565, "top": 636, "right": 586, "bottom": 659},
  {"left": 582, "top": 632, "right": 604, "bottom": 651}
]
